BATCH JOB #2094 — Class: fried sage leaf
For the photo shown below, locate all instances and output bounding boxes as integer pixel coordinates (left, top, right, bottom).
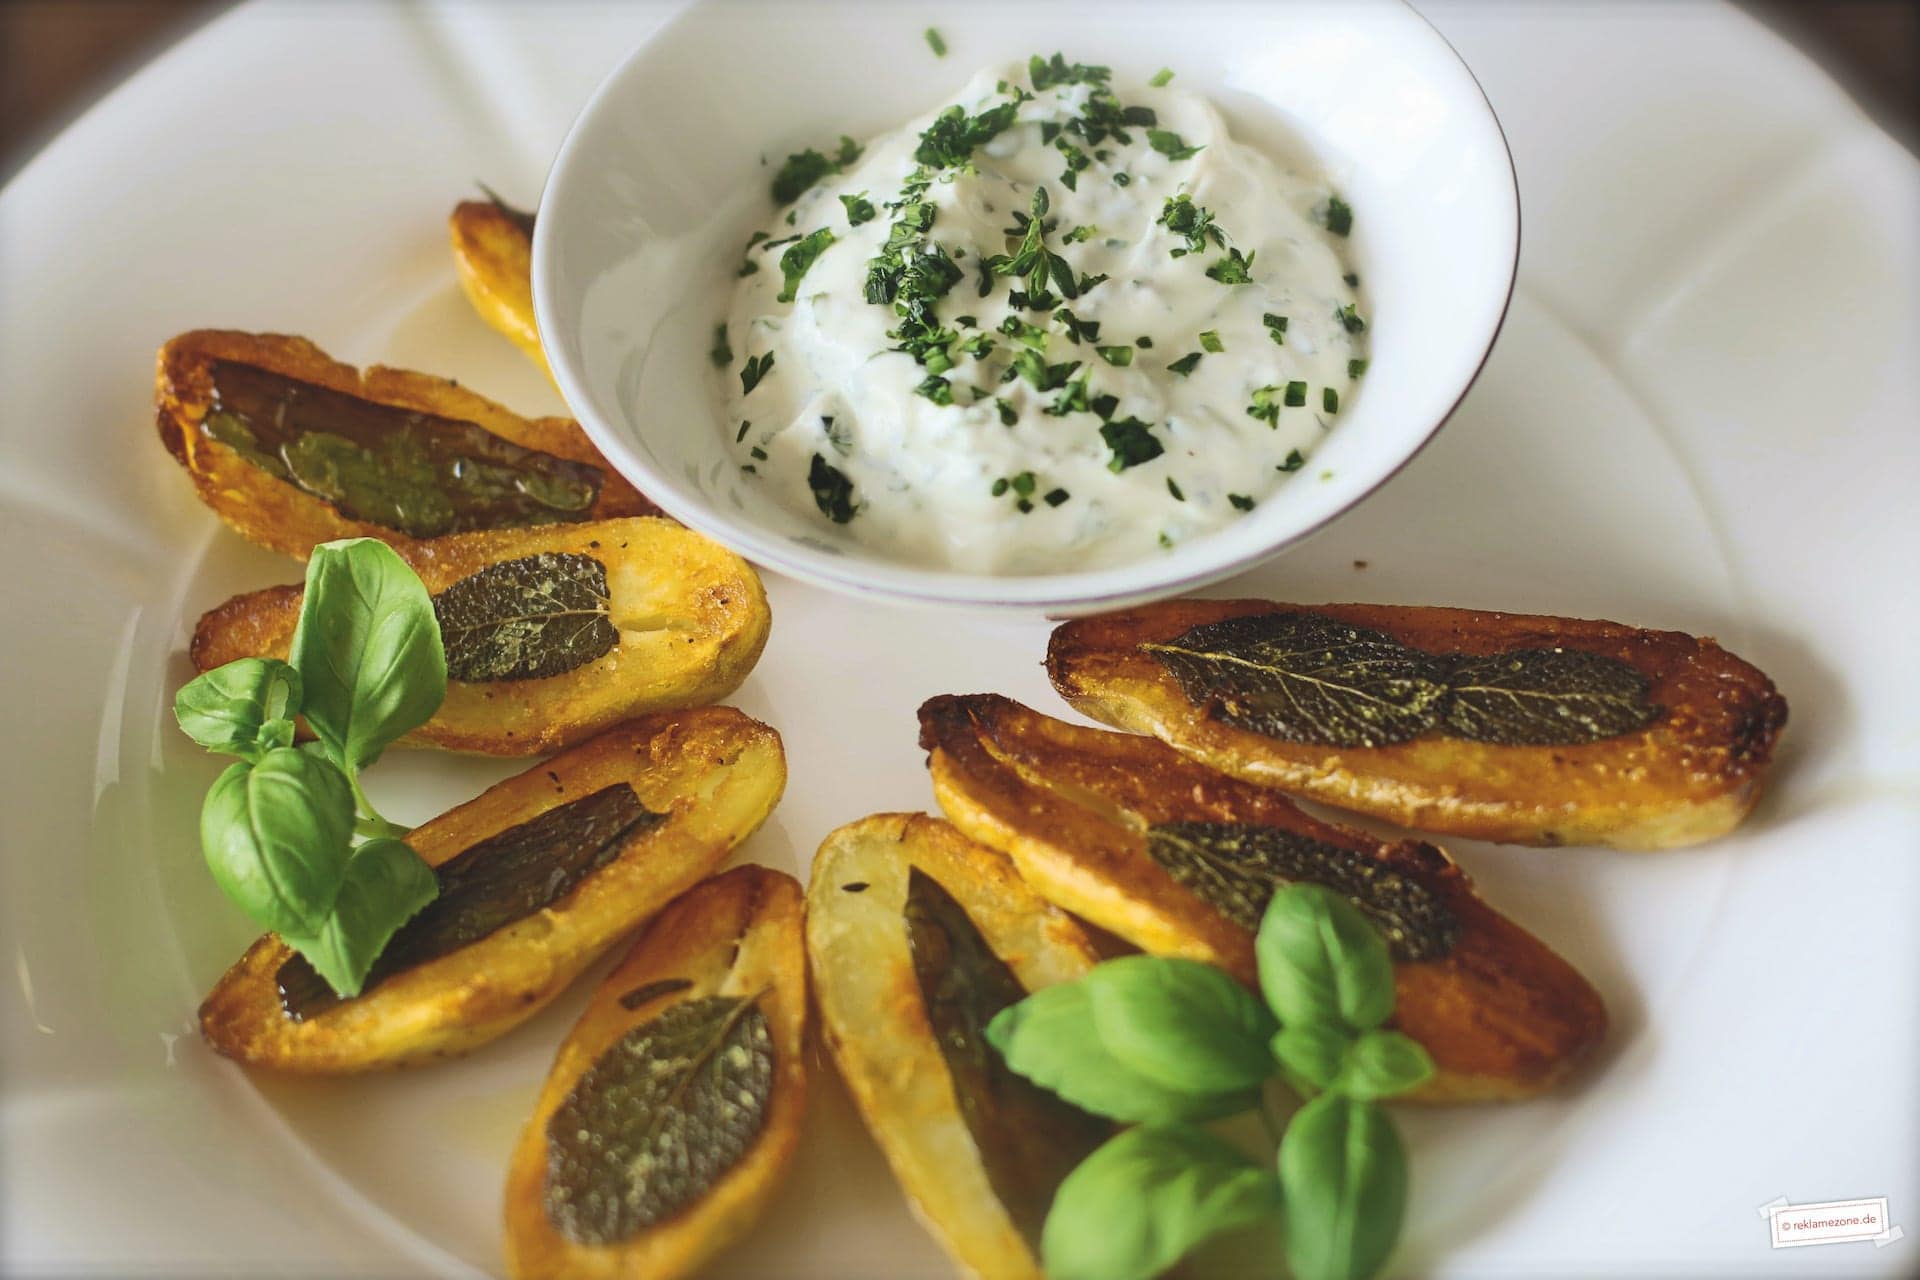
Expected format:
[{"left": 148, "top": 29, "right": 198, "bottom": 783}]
[
  {"left": 1145, "top": 821, "right": 1459, "bottom": 962},
  {"left": 544, "top": 994, "right": 774, "bottom": 1244},
  {"left": 905, "top": 868, "right": 1110, "bottom": 1250},
  {"left": 432, "top": 552, "right": 618, "bottom": 682},
  {"left": 1443, "top": 648, "right": 1659, "bottom": 745},
  {"left": 1144, "top": 613, "right": 1451, "bottom": 748}
]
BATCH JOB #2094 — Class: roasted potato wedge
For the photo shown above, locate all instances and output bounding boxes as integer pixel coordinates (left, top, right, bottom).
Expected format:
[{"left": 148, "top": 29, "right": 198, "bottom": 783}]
[
  {"left": 807, "top": 814, "right": 1109, "bottom": 1280},
  {"left": 199, "top": 707, "right": 785, "bottom": 1071},
  {"left": 1049, "top": 600, "right": 1788, "bottom": 849},
  {"left": 920, "top": 694, "right": 1609, "bottom": 1102},
  {"left": 156, "top": 329, "right": 653, "bottom": 560},
  {"left": 190, "top": 517, "right": 770, "bottom": 757},
  {"left": 450, "top": 195, "right": 549, "bottom": 378},
  {"left": 504, "top": 864, "right": 807, "bottom": 1280}
]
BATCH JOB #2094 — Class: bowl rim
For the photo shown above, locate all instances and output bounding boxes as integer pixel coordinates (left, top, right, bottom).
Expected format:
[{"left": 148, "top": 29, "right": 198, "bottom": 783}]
[{"left": 534, "top": 0, "right": 1520, "bottom": 611}]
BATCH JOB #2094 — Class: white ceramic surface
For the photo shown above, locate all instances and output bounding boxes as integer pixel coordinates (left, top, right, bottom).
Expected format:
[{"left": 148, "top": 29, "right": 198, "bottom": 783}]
[
  {"left": 1, "top": 1, "right": 1915, "bottom": 1276},
  {"left": 533, "top": 0, "right": 1520, "bottom": 610}
]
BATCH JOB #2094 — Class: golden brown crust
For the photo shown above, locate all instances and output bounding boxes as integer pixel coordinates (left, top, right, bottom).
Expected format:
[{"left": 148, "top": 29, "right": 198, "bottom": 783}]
[
  {"left": 197, "top": 708, "right": 786, "bottom": 1072},
  {"left": 449, "top": 200, "right": 550, "bottom": 378},
  {"left": 1047, "top": 600, "right": 1788, "bottom": 849},
  {"left": 503, "top": 865, "right": 807, "bottom": 1280},
  {"left": 188, "top": 517, "right": 770, "bottom": 757},
  {"left": 155, "top": 329, "right": 653, "bottom": 560},
  {"left": 806, "top": 814, "right": 1098, "bottom": 1280},
  {"left": 920, "top": 694, "right": 1608, "bottom": 1101}
]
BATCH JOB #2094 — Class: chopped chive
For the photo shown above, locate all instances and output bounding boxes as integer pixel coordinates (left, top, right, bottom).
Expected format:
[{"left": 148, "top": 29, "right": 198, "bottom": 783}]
[
  {"left": 1263, "top": 313, "right": 1288, "bottom": 345},
  {"left": 915, "top": 374, "right": 955, "bottom": 405},
  {"left": 1150, "top": 67, "right": 1175, "bottom": 87},
  {"left": 1167, "top": 352, "right": 1203, "bottom": 377},
  {"left": 1348, "top": 358, "right": 1368, "bottom": 379},
  {"left": 735, "top": 420, "right": 752, "bottom": 443},
  {"left": 1284, "top": 380, "right": 1308, "bottom": 407},
  {"left": 749, "top": 446, "right": 768, "bottom": 461},
  {"left": 1324, "top": 387, "right": 1340, "bottom": 414},
  {"left": 1247, "top": 385, "right": 1280, "bottom": 427},
  {"left": 1096, "top": 345, "right": 1135, "bottom": 367},
  {"left": 1228, "top": 492, "right": 1256, "bottom": 511},
  {"left": 1167, "top": 477, "right": 1185, "bottom": 501},
  {"left": 924, "top": 26, "right": 947, "bottom": 56},
  {"left": 740, "top": 463, "right": 756, "bottom": 474},
  {"left": 1198, "top": 329, "right": 1224, "bottom": 353},
  {"left": 1044, "top": 488, "right": 1070, "bottom": 507}
]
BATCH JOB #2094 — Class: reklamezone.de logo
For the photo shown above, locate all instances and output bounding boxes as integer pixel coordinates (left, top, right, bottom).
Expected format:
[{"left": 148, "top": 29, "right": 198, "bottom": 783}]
[{"left": 1759, "top": 1195, "right": 1904, "bottom": 1249}]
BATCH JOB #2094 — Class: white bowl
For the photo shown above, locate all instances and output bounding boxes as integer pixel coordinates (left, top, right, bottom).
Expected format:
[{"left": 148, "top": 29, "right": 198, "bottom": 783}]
[{"left": 534, "top": 0, "right": 1517, "bottom": 611}]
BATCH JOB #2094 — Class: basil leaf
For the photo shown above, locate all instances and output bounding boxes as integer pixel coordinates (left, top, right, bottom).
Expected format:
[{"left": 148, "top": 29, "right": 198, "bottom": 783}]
[
  {"left": 276, "top": 836, "right": 436, "bottom": 997},
  {"left": 290, "top": 538, "right": 446, "bottom": 774},
  {"left": 1442, "top": 648, "right": 1660, "bottom": 745},
  {"left": 988, "top": 983, "right": 1257, "bottom": 1124},
  {"left": 1271, "top": 1022, "right": 1355, "bottom": 1094},
  {"left": 1043, "top": 1125, "right": 1281, "bottom": 1280},
  {"left": 1084, "top": 956, "right": 1277, "bottom": 1093},
  {"left": 1279, "top": 1095, "right": 1408, "bottom": 1280},
  {"left": 174, "top": 657, "right": 302, "bottom": 762},
  {"left": 1143, "top": 612, "right": 1450, "bottom": 748},
  {"left": 1331, "top": 1029, "right": 1435, "bottom": 1100},
  {"left": 199, "top": 748, "right": 355, "bottom": 936},
  {"left": 1256, "top": 884, "right": 1396, "bottom": 1032}
]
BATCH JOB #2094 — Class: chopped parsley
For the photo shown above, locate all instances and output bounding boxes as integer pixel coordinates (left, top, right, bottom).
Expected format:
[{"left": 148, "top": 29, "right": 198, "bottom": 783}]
[
  {"left": 1166, "top": 477, "right": 1185, "bottom": 501},
  {"left": 1349, "top": 358, "right": 1369, "bottom": 379},
  {"left": 1054, "top": 137, "right": 1092, "bottom": 190},
  {"left": 840, "top": 193, "right": 878, "bottom": 225},
  {"left": 1322, "top": 195, "right": 1354, "bottom": 237},
  {"left": 998, "top": 314, "right": 1049, "bottom": 348},
  {"left": 710, "top": 323, "right": 732, "bottom": 368},
  {"left": 1247, "top": 385, "right": 1282, "bottom": 427},
  {"left": 1063, "top": 223, "right": 1099, "bottom": 244},
  {"left": 1279, "top": 448, "right": 1307, "bottom": 472},
  {"left": 1323, "top": 386, "right": 1340, "bottom": 414},
  {"left": 1150, "top": 67, "right": 1175, "bottom": 87},
  {"left": 739, "top": 352, "right": 775, "bottom": 396},
  {"left": 1263, "top": 313, "right": 1288, "bottom": 345},
  {"left": 925, "top": 27, "right": 947, "bottom": 57},
  {"left": 1157, "top": 194, "right": 1224, "bottom": 257},
  {"left": 1099, "top": 417, "right": 1164, "bottom": 471},
  {"left": 1206, "top": 247, "right": 1256, "bottom": 284},
  {"left": 916, "top": 375, "right": 955, "bottom": 405},
  {"left": 808, "top": 453, "right": 857, "bottom": 523},
  {"left": 776, "top": 227, "right": 836, "bottom": 303},
  {"left": 1285, "top": 380, "right": 1308, "bottom": 407},
  {"left": 1030, "top": 53, "right": 1112, "bottom": 91},
  {"left": 1198, "top": 330, "right": 1224, "bottom": 353},
  {"left": 1335, "top": 303, "right": 1368, "bottom": 334},
  {"left": 1167, "top": 352, "right": 1203, "bottom": 377},
  {"left": 771, "top": 136, "right": 861, "bottom": 205},
  {"left": 1228, "top": 492, "right": 1256, "bottom": 511},
  {"left": 1096, "top": 345, "right": 1135, "bottom": 367},
  {"left": 995, "top": 397, "right": 1018, "bottom": 426},
  {"left": 915, "top": 98, "right": 1022, "bottom": 168},
  {"left": 1147, "top": 129, "right": 1203, "bottom": 161}
]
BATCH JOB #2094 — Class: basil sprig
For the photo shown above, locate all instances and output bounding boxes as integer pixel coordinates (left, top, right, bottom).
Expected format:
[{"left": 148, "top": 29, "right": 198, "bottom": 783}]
[
  {"left": 175, "top": 538, "right": 444, "bottom": 997},
  {"left": 989, "top": 883, "right": 1435, "bottom": 1280}
]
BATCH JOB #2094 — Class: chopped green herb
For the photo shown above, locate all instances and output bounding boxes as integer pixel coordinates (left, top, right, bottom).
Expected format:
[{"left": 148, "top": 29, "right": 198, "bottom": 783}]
[
  {"left": 1348, "top": 358, "right": 1369, "bottom": 379},
  {"left": 1113, "top": 171, "right": 1132, "bottom": 187},
  {"left": 1323, "top": 387, "right": 1340, "bottom": 414},
  {"left": 748, "top": 446, "right": 768, "bottom": 461},
  {"left": 1247, "top": 385, "right": 1282, "bottom": 427},
  {"left": 1044, "top": 488, "right": 1070, "bottom": 507},
  {"left": 924, "top": 26, "right": 947, "bottom": 57},
  {"left": 1150, "top": 67, "right": 1175, "bottom": 87},
  {"left": 915, "top": 375, "right": 955, "bottom": 406},
  {"left": 995, "top": 397, "right": 1018, "bottom": 426},
  {"left": 739, "top": 352, "right": 775, "bottom": 396},
  {"left": 1279, "top": 448, "right": 1307, "bottom": 472},
  {"left": 991, "top": 477, "right": 1009, "bottom": 497},
  {"left": 1054, "top": 308, "right": 1100, "bottom": 345},
  {"left": 1344, "top": 271, "right": 1360, "bottom": 287},
  {"left": 1089, "top": 392, "right": 1120, "bottom": 421},
  {"left": 1263, "top": 313, "right": 1288, "bottom": 345},
  {"left": 1166, "top": 477, "right": 1185, "bottom": 501},
  {"left": 915, "top": 100, "right": 1021, "bottom": 168},
  {"left": 771, "top": 136, "right": 861, "bottom": 204},
  {"left": 735, "top": 420, "right": 751, "bottom": 444},
  {"left": 839, "top": 193, "right": 878, "bottom": 225},
  {"left": 807, "top": 453, "right": 856, "bottom": 523},
  {"left": 998, "top": 314, "right": 1049, "bottom": 347},
  {"left": 1167, "top": 352, "right": 1203, "bottom": 377},
  {"left": 1322, "top": 195, "right": 1354, "bottom": 237},
  {"left": 1158, "top": 530, "right": 1174, "bottom": 549},
  {"left": 1206, "top": 247, "right": 1256, "bottom": 284},
  {"left": 1285, "top": 380, "right": 1308, "bottom": 407},
  {"left": 1030, "top": 53, "right": 1113, "bottom": 90},
  {"left": 1011, "top": 471, "right": 1037, "bottom": 497},
  {"left": 1100, "top": 417, "right": 1164, "bottom": 471},
  {"left": 710, "top": 323, "right": 732, "bottom": 368},
  {"left": 1096, "top": 345, "right": 1135, "bottom": 367},
  {"left": 775, "top": 227, "right": 836, "bottom": 304},
  {"left": 1157, "top": 194, "right": 1224, "bottom": 257},
  {"left": 1063, "top": 224, "right": 1099, "bottom": 244},
  {"left": 1054, "top": 137, "right": 1092, "bottom": 191},
  {"left": 1198, "top": 330, "right": 1224, "bottom": 353},
  {"left": 1336, "top": 303, "right": 1367, "bottom": 334},
  {"left": 1147, "top": 129, "right": 1203, "bottom": 161},
  {"left": 1228, "top": 492, "right": 1256, "bottom": 511},
  {"left": 1135, "top": 335, "right": 1153, "bottom": 349}
]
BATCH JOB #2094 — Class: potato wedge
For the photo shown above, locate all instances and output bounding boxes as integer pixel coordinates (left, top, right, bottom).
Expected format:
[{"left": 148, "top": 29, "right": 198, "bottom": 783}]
[
  {"left": 806, "top": 814, "right": 1108, "bottom": 1280},
  {"left": 920, "top": 694, "right": 1609, "bottom": 1102},
  {"left": 450, "top": 195, "right": 549, "bottom": 378},
  {"left": 199, "top": 707, "right": 785, "bottom": 1071},
  {"left": 155, "top": 329, "right": 653, "bottom": 560},
  {"left": 504, "top": 864, "right": 807, "bottom": 1280},
  {"left": 190, "top": 517, "right": 770, "bottom": 757},
  {"left": 1049, "top": 600, "right": 1787, "bottom": 849}
]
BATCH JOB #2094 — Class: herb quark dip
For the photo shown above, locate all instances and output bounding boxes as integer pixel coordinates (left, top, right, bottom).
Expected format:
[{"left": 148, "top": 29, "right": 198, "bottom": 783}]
[{"left": 717, "top": 54, "right": 1367, "bottom": 574}]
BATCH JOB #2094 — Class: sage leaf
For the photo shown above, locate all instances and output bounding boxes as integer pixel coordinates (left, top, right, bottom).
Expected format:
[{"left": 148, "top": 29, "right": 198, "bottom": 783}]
[
  {"left": 290, "top": 538, "right": 446, "bottom": 774},
  {"left": 988, "top": 983, "right": 1258, "bottom": 1124},
  {"left": 276, "top": 836, "right": 436, "bottom": 998},
  {"left": 199, "top": 748, "right": 355, "bottom": 936},
  {"left": 1331, "top": 1029, "right": 1435, "bottom": 1101},
  {"left": 432, "top": 552, "right": 617, "bottom": 682},
  {"left": 1279, "top": 1094, "right": 1408, "bottom": 1280},
  {"left": 1042, "top": 1125, "right": 1282, "bottom": 1280},
  {"left": 1146, "top": 821, "right": 1459, "bottom": 962},
  {"left": 1271, "top": 1021, "right": 1355, "bottom": 1094},
  {"left": 1443, "top": 647, "right": 1659, "bottom": 744},
  {"left": 1085, "top": 956, "right": 1277, "bottom": 1094},
  {"left": 1144, "top": 612, "right": 1450, "bottom": 747},
  {"left": 174, "top": 657, "right": 301, "bottom": 762},
  {"left": 544, "top": 995, "right": 774, "bottom": 1243},
  {"left": 1256, "top": 884, "right": 1396, "bottom": 1032}
]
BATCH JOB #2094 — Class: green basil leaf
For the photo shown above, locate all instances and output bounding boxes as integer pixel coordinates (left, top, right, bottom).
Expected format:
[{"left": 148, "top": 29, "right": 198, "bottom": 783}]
[
  {"left": 1085, "top": 955, "right": 1277, "bottom": 1093},
  {"left": 174, "top": 657, "right": 302, "bottom": 762},
  {"left": 199, "top": 748, "right": 355, "bottom": 935},
  {"left": 276, "top": 836, "right": 437, "bottom": 997},
  {"left": 1256, "top": 884, "right": 1396, "bottom": 1032},
  {"left": 1043, "top": 1125, "right": 1281, "bottom": 1280},
  {"left": 1331, "top": 1029, "right": 1435, "bottom": 1100},
  {"left": 1271, "top": 1022, "right": 1355, "bottom": 1094},
  {"left": 290, "top": 538, "right": 447, "bottom": 774},
  {"left": 1278, "top": 1094, "right": 1408, "bottom": 1280},
  {"left": 988, "top": 983, "right": 1257, "bottom": 1124}
]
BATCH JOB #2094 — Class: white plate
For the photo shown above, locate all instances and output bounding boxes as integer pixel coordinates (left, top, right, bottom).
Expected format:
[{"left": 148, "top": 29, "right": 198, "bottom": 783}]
[{"left": 1, "top": 2, "right": 1914, "bottom": 1276}]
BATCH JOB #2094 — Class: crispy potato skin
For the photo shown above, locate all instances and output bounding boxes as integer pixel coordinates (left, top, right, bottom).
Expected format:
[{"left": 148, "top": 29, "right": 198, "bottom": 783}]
[
  {"left": 450, "top": 200, "right": 550, "bottom": 378},
  {"left": 1048, "top": 600, "right": 1788, "bottom": 850},
  {"left": 920, "top": 694, "right": 1609, "bottom": 1102},
  {"left": 504, "top": 865, "right": 807, "bottom": 1280},
  {"left": 155, "top": 329, "right": 654, "bottom": 560},
  {"left": 198, "top": 708, "right": 786, "bottom": 1072},
  {"left": 189, "top": 517, "right": 770, "bottom": 757},
  {"left": 806, "top": 814, "right": 1098, "bottom": 1280}
]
